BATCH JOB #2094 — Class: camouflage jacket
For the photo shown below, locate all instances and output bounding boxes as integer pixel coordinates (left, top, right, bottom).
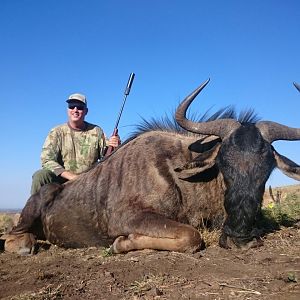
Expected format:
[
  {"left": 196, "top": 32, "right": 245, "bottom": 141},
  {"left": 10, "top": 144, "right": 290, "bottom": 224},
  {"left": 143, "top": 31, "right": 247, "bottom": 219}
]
[{"left": 41, "top": 122, "right": 107, "bottom": 176}]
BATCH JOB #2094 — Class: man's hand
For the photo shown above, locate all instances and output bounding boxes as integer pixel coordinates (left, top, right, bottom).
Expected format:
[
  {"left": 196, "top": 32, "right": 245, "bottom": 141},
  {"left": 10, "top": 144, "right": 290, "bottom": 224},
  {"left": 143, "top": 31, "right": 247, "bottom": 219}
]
[
  {"left": 108, "top": 135, "right": 121, "bottom": 148},
  {"left": 60, "top": 171, "right": 78, "bottom": 181}
]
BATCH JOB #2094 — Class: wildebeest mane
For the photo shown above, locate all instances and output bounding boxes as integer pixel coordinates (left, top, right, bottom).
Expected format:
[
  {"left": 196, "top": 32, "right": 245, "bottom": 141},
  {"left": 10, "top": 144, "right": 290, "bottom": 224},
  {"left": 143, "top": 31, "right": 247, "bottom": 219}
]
[
  {"left": 99, "top": 106, "right": 260, "bottom": 162},
  {"left": 128, "top": 106, "right": 260, "bottom": 139}
]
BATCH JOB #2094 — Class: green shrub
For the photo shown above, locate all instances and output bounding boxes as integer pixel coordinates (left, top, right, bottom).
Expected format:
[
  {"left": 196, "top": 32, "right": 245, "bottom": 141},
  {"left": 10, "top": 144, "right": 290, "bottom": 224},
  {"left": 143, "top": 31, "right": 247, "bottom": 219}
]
[{"left": 261, "top": 194, "right": 300, "bottom": 229}]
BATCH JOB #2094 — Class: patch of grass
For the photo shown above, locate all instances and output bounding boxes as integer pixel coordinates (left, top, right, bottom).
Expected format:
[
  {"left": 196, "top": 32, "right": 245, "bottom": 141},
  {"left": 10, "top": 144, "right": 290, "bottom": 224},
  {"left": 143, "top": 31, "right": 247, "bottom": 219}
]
[
  {"left": 287, "top": 272, "right": 298, "bottom": 283},
  {"left": 199, "top": 227, "right": 220, "bottom": 247},
  {"left": 261, "top": 194, "right": 300, "bottom": 230},
  {"left": 283, "top": 193, "right": 300, "bottom": 218},
  {"left": 9, "top": 284, "right": 63, "bottom": 300},
  {"left": 196, "top": 217, "right": 223, "bottom": 247},
  {"left": 0, "top": 214, "right": 14, "bottom": 234},
  {"left": 99, "top": 247, "right": 113, "bottom": 257},
  {"left": 129, "top": 274, "right": 164, "bottom": 295}
]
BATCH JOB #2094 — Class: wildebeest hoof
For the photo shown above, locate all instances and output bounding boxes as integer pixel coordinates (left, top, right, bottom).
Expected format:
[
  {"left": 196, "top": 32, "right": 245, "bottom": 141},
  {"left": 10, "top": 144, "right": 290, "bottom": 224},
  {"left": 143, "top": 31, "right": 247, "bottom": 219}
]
[
  {"left": 18, "top": 247, "right": 34, "bottom": 256},
  {"left": 110, "top": 236, "right": 127, "bottom": 254},
  {"left": 238, "top": 237, "right": 264, "bottom": 250},
  {"left": 3, "top": 233, "right": 36, "bottom": 255},
  {"left": 219, "top": 232, "right": 231, "bottom": 249},
  {"left": 219, "top": 233, "right": 263, "bottom": 251}
]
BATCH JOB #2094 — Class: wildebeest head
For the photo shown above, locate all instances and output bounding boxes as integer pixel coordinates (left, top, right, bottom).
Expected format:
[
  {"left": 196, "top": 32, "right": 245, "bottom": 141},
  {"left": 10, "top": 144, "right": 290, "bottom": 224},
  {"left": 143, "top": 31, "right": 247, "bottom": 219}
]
[{"left": 175, "top": 79, "right": 300, "bottom": 249}]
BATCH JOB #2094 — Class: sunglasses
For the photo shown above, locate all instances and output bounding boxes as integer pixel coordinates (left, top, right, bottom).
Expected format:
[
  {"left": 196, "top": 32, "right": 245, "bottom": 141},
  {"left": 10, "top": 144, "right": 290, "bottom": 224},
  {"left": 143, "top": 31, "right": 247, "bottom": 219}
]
[{"left": 68, "top": 104, "right": 86, "bottom": 111}]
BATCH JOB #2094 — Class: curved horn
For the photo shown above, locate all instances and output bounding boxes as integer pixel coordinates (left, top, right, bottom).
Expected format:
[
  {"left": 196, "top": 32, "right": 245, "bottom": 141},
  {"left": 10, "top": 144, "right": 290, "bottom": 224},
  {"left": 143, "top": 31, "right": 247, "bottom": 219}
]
[
  {"left": 294, "top": 82, "right": 300, "bottom": 93},
  {"left": 256, "top": 121, "right": 300, "bottom": 143},
  {"left": 256, "top": 83, "right": 300, "bottom": 143},
  {"left": 175, "top": 79, "right": 240, "bottom": 139}
]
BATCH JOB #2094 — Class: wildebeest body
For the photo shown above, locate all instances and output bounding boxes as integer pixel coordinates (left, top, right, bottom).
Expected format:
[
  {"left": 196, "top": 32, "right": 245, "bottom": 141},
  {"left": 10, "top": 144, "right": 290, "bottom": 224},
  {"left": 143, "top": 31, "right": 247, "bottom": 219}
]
[
  {"left": 42, "top": 131, "right": 225, "bottom": 249},
  {"left": 5, "top": 79, "right": 300, "bottom": 255}
]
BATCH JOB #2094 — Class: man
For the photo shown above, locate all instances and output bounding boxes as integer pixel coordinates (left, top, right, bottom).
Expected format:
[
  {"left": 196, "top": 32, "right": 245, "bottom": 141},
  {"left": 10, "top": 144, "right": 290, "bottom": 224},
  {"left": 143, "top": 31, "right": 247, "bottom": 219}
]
[{"left": 31, "top": 93, "right": 120, "bottom": 194}]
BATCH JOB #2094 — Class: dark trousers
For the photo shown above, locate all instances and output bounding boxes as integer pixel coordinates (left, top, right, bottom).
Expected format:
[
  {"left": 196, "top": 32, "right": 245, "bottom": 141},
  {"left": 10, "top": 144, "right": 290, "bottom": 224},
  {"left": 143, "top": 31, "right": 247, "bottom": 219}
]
[{"left": 31, "top": 169, "right": 67, "bottom": 195}]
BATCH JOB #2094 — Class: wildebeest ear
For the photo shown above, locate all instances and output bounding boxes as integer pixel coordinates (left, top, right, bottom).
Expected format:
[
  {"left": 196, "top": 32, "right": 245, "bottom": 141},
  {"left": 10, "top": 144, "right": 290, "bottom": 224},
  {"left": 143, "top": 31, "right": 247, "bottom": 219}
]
[
  {"left": 274, "top": 150, "right": 300, "bottom": 181},
  {"left": 175, "top": 143, "right": 221, "bottom": 179},
  {"left": 188, "top": 136, "right": 221, "bottom": 153}
]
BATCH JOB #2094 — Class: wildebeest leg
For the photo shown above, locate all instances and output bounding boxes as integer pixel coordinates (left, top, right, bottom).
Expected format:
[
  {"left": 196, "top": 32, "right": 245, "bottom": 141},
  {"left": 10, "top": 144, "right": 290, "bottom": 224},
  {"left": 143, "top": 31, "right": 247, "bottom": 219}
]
[
  {"left": 4, "top": 192, "right": 42, "bottom": 255},
  {"left": 10, "top": 194, "right": 43, "bottom": 235},
  {"left": 3, "top": 233, "right": 37, "bottom": 255},
  {"left": 11, "top": 183, "right": 62, "bottom": 235},
  {"left": 4, "top": 183, "right": 63, "bottom": 255},
  {"left": 111, "top": 212, "right": 202, "bottom": 254}
]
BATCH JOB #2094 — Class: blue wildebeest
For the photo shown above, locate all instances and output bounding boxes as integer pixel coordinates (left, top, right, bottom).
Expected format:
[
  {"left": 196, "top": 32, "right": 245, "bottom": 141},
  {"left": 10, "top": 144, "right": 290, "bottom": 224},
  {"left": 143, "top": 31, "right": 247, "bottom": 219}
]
[{"left": 4, "top": 80, "right": 300, "bottom": 255}]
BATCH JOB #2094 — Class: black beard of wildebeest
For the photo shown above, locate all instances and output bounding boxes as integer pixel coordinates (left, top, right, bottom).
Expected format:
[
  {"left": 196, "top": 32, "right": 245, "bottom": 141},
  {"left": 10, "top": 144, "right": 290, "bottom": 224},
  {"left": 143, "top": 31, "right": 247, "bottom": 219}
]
[
  {"left": 4, "top": 79, "right": 300, "bottom": 255},
  {"left": 217, "top": 124, "right": 276, "bottom": 247}
]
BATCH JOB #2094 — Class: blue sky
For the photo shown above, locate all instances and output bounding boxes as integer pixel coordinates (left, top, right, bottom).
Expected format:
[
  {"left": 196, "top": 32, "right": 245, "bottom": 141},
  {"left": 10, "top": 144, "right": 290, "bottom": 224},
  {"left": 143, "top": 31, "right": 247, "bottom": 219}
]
[{"left": 1, "top": 0, "right": 300, "bottom": 209}]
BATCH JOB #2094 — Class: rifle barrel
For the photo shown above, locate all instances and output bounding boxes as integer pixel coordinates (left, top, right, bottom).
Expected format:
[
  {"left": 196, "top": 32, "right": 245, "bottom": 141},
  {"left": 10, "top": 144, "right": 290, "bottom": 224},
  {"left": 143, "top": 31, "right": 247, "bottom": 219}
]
[
  {"left": 105, "top": 72, "right": 135, "bottom": 157},
  {"left": 114, "top": 73, "right": 135, "bottom": 129}
]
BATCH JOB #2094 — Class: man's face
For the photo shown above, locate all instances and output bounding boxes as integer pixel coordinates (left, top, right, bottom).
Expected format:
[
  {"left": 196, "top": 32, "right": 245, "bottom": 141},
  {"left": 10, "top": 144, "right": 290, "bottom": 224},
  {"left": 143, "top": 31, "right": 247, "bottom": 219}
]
[{"left": 67, "top": 101, "right": 87, "bottom": 123}]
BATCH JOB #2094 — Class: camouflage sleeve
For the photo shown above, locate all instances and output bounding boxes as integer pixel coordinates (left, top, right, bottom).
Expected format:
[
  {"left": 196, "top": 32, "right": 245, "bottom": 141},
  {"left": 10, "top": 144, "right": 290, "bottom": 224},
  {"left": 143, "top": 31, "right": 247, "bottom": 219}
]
[
  {"left": 40, "top": 128, "right": 65, "bottom": 176},
  {"left": 99, "top": 130, "right": 108, "bottom": 158}
]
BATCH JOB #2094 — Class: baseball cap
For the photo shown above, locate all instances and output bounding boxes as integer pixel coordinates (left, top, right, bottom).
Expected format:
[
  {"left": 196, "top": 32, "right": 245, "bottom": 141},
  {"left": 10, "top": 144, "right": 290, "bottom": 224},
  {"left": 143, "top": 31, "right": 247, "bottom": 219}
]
[{"left": 66, "top": 93, "right": 87, "bottom": 106}]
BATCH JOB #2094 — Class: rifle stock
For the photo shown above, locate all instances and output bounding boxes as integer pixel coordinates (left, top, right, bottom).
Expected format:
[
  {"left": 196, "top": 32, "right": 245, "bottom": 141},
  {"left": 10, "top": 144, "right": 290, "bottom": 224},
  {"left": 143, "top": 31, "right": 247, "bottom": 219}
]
[{"left": 105, "top": 128, "right": 119, "bottom": 156}]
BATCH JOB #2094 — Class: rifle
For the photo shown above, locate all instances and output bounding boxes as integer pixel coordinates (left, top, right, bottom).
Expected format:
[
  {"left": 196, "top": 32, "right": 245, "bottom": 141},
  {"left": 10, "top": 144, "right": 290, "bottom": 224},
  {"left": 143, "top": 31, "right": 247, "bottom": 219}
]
[
  {"left": 294, "top": 82, "right": 300, "bottom": 93},
  {"left": 105, "top": 72, "right": 135, "bottom": 156}
]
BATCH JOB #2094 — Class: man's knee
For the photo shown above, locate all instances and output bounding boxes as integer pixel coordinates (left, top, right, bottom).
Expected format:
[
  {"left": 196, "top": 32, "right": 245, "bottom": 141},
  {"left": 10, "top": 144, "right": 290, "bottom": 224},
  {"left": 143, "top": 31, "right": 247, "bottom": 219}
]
[
  {"left": 31, "top": 169, "right": 56, "bottom": 195},
  {"left": 32, "top": 169, "right": 56, "bottom": 182}
]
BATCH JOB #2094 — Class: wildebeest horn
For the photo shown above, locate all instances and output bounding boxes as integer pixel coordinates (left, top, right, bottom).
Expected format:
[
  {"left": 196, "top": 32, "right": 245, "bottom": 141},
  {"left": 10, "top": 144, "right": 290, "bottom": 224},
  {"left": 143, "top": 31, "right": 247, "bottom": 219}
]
[
  {"left": 256, "top": 121, "right": 300, "bottom": 143},
  {"left": 294, "top": 82, "right": 300, "bottom": 93},
  {"left": 255, "top": 82, "right": 300, "bottom": 143},
  {"left": 175, "top": 79, "right": 240, "bottom": 139}
]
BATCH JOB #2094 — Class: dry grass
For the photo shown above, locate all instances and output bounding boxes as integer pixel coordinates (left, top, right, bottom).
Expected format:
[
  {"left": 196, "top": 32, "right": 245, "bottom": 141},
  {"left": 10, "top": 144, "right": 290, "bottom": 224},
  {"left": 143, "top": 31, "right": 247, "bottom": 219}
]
[
  {"left": 0, "top": 214, "right": 14, "bottom": 235},
  {"left": 9, "top": 284, "right": 64, "bottom": 300},
  {"left": 129, "top": 274, "right": 165, "bottom": 295},
  {"left": 199, "top": 227, "right": 220, "bottom": 247}
]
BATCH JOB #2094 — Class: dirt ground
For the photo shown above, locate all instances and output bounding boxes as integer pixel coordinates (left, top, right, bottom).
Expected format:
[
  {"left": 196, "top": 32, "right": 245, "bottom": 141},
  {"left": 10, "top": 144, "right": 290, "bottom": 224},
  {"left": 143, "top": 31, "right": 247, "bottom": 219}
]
[
  {"left": 0, "top": 224, "right": 299, "bottom": 300},
  {"left": 1, "top": 185, "right": 300, "bottom": 300}
]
